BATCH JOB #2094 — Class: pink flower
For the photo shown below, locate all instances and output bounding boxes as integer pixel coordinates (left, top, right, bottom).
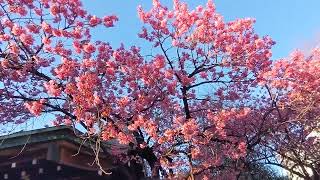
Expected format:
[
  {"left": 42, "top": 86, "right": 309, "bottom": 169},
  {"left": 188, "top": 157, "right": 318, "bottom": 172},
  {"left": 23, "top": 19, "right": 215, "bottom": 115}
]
[
  {"left": 42, "top": 37, "right": 51, "bottom": 45},
  {"left": 154, "top": 55, "right": 166, "bottom": 69},
  {"left": 255, "top": 39, "right": 264, "bottom": 49},
  {"left": 16, "top": 6, "right": 27, "bottom": 16},
  {"left": 172, "top": 39, "right": 179, "bottom": 46},
  {"left": 62, "top": 118, "right": 71, "bottom": 125},
  {"left": 26, "top": 24, "right": 40, "bottom": 34},
  {"left": 41, "top": 22, "right": 52, "bottom": 34},
  {"left": 137, "top": 5, "right": 147, "bottom": 22},
  {"left": 44, "top": 80, "right": 62, "bottom": 97},
  {"left": 83, "top": 43, "right": 96, "bottom": 53},
  {"left": 89, "top": 16, "right": 101, "bottom": 27},
  {"left": 20, "top": 33, "right": 34, "bottom": 45},
  {"left": 160, "top": 19, "right": 167, "bottom": 28},
  {"left": 0, "top": 34, "right": 10, "bottom": 41},
  {"left": 93, "top": 95, "right": 101, "bottom": 105},
  {"left": 72, "top": 28, "right": 82, "bottom": 39},
  {"left": 199, "top": 72, "right": 208, "bottom": 79},
  {"left": 118, "top": 96, "right": 129, "bottom": 107},
  {"left": 2, "top": 18, "right": 13, "bottom": 28},
  {"left": 238, "top": 141, "right": 247, "bottom": 157},
  {"left": 164, "top": 70, "right": 174, "bottom": 79},
  {"left": 173, "top": 116, "right": 184, "bottom": 125},
  {"left": 52, "top": 29, "right": 61, "bottom": 37},
  {"left": 102, "top": 15, "right": 118, "bottom": 27},
  {"left": 181, "top": 118, "right": 198, "bottom": 140},
  {"left": 12, "top": 24, "right": 25, "bottom": 36},
  {"left": 50, "top": 5, "right": 60, "bottom": 16},
  {"left": 164, "top": 129, "right": 175, "bottom": 141},
  {"left": 25, "top": 101, "right": 44, "bottom": 116},
  {"left": 191, "top": 147, "right": 201, "bottom": 159},
  {"left": 128, "top": 123, "right": 138, "bottom": 131},
  {"left": 34, "top": 8, "right": 43, "bottom": 16},
  {"left": 54, "top": 58, "right": 79, "bottom": 80},
  {"left": 102, "top": 124, "right": 118, "bottom": 140},
  {"left": 145, "top": 121, "right": 158, "bottom": 138},
  {"left": 117, "top": 132, "right": 132, "bottom": 145},
  {"left": 105, "top": 67, "right": 115, "bottom": 76}
]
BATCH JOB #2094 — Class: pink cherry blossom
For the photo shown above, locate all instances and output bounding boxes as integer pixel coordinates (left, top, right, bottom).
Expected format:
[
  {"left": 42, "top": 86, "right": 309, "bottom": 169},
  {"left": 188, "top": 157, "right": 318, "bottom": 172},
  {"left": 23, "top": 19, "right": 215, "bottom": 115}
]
[
  {"left": 24, "top": 101, "right": 44, "bottom": 116},
  {"left": 44, "top": 80, "right": 62, "bottom": 97}
]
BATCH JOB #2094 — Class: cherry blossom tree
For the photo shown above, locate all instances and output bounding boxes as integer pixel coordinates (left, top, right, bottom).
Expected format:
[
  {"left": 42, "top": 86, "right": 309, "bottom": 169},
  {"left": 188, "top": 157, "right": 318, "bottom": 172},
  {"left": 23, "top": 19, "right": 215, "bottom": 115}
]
[
  {"left": 257, "top": 48, "right": 320, "bottom": 180},
  {"left": 0, "top": 0, "right": 276, "bottom": 179}
]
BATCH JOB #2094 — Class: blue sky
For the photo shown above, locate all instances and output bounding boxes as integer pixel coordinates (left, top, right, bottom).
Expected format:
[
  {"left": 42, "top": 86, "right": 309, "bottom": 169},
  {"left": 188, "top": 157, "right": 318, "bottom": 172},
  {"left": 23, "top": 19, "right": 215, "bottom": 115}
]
[{"left": 83, "top": 0, "right": 320, "bottom": 59}]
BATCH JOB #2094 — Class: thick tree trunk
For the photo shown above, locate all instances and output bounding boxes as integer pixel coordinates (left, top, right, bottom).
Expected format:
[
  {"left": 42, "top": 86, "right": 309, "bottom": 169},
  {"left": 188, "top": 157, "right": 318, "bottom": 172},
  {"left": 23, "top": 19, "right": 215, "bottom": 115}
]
[{"left": 125, "top": 132, "right": 159, "bottom": 179}]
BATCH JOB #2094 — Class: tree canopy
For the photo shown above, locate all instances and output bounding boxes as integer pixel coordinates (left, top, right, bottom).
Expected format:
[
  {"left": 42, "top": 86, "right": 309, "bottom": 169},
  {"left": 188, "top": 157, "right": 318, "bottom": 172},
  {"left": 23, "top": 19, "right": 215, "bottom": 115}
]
[{"left": 0, "top": 0, "right": 318, "bottom": 179}]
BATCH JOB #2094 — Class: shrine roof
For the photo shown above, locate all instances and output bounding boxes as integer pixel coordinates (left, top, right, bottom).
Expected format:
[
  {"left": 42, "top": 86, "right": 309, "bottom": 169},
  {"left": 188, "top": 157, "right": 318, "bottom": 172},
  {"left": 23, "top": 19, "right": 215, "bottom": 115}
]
[{"left": 0, "top": 126, "right": 82, "bottom": 150}]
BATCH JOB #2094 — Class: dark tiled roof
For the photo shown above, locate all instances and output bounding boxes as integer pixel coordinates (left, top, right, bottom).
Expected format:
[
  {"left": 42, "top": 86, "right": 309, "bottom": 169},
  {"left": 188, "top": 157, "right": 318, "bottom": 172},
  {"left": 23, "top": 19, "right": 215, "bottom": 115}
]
[{"left": 0, "top": 126, "right": 83, "bottom": 150}]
